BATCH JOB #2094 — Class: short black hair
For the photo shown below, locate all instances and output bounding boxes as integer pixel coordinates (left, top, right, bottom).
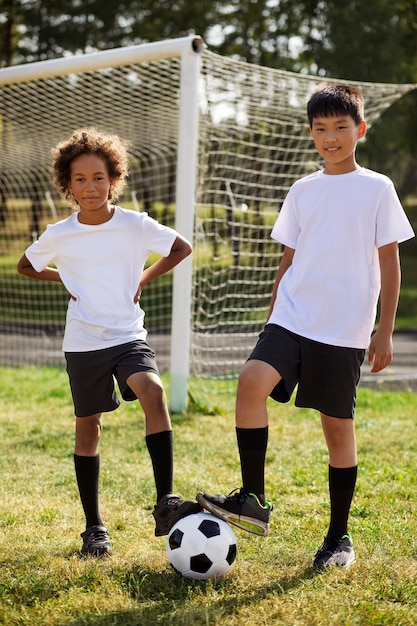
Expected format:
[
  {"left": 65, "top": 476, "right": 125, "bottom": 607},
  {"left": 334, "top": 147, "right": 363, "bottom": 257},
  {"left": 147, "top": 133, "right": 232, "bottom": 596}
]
[{"left": 307, "top": 83, "right": 364, "bottom": 128}]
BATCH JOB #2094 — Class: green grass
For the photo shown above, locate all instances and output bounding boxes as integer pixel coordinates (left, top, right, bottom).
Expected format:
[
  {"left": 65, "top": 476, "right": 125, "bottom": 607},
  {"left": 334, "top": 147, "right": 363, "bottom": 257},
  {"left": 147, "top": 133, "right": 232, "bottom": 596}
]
[{"left": 0, "top": 367, "right": 416, "bottom": 625}]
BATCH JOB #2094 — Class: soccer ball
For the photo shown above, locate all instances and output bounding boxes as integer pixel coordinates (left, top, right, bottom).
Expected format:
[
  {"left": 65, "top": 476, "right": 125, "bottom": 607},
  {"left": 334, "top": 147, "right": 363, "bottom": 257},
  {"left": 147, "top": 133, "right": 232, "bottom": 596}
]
[{"left": 166, "top": 512, "right": 237, "bottom": 580}]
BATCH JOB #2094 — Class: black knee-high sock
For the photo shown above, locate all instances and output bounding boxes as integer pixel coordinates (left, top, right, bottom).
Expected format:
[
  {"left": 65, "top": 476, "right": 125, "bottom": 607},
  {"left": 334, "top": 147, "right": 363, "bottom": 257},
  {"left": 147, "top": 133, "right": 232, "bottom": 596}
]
[
  {"left": 74, "top": 454, "right": 103, "bottom": 529},
  {"left": 146, "top": 430, "right": 173, "bottom": 503},
  {"left": 328, "top": 465, "right": 358, "bottom": 538},
  {"left": 236, "top": 426, "right": 268, "bottom": 501}
]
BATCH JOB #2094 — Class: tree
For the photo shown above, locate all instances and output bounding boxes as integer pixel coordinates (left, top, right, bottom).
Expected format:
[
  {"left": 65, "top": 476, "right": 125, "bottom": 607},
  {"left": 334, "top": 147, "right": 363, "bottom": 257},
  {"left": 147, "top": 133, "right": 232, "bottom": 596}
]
[
  {"left": 300, "top": 0, "right": 417, "bottom": 194},
  {"left": 1, "top": 0, "right": 417, "bottom": 194},
  {"left": 203, "top": 0, "right": 320, "bottom": 71},
  {"left": 0, "top": 0, "right": 23, "bottom": 66},
  {"left": 0, "top": 0, "right": 219, "bottom": 65}
]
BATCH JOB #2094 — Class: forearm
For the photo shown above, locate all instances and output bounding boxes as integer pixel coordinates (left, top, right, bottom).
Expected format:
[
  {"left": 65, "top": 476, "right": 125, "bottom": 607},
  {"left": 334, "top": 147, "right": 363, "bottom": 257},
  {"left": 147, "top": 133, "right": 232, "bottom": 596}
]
[
  {"left": 17, "top": 255, "right": 62, "bottom": 283},
  {"left": 141, "top": 253, "right": 186, "bottom": 286},
  {"left": 368, "top": 243, "right": 401, "bottom": 373},
  {"left": 377, "top": 244, "right": 401, "bottom": 335}
]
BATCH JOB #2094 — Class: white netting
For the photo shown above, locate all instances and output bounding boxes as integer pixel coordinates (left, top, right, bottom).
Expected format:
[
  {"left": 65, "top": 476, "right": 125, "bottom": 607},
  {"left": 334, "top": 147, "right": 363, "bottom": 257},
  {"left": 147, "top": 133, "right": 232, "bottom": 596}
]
[
  {"left": 0, "top": 41, "right": 414, "bottom": 376},
  {"left": 192, "top": 51, "right": 415, "bottom": 375}
]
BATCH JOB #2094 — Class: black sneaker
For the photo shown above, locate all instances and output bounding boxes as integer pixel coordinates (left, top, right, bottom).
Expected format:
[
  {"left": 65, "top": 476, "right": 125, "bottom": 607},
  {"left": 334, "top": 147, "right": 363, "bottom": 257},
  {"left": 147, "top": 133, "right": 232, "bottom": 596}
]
[
  {"left": 81, "top": 525, "right": 112, "bottom": 557},
  {"left": 152, "top": 494, "right": 202, "bottom": 537},
  {"left": 314, "top": 533, "right": 355, "bottom": 569},
  {"left": 197, "top": 488, "right": 272, "bottom": 536}
]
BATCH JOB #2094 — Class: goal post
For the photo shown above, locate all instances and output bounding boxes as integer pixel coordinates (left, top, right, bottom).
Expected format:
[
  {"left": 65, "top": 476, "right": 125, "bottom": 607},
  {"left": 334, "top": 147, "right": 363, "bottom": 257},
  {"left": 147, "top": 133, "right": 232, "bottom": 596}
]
[
  {"left": 0, "top": 36, "right": 415, "bottom": 413},
  {"left": 170, "top": 42, "right": 202, "bottom": 412},
  {"left": 0, "top": 36, "right": 204, "bottom": 85}
]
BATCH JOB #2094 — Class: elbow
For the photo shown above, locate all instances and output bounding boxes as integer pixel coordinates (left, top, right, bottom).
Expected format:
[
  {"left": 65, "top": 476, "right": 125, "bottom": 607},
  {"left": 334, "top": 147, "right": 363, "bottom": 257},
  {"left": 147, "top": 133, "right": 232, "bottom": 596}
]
[
  {"left": 184, "top": 241, "right": 192, "bottom": 257},
  {"left": 17, "top": 260, "right": 25, "bottom": 275},
  {"left": 177, "top": 238, "right": 192, "bottom": 258},
  {"left": 17, "top": 255, "right": 30, "bottom": 276}
]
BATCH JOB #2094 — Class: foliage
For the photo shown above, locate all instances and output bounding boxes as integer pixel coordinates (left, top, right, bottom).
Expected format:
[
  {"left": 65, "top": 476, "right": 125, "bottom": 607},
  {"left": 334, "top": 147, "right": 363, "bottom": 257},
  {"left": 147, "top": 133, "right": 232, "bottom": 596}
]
[
  {"left": 2, "top": 1, "right": 417, "bottom": 196},
  {"left": 302, "top": 0, "right": 417, "bottom": 83},
  {"left": 300, "top": 0, "right": 417, "bottom": 195},
  {"left": 0, "top": 367, "right": 416, "bottom": 625}
]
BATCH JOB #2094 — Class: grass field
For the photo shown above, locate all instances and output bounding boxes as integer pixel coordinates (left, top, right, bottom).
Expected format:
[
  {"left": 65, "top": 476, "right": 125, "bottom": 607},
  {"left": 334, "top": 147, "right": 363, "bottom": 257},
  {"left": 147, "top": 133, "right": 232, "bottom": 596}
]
[{"left": 0, "top": 367, "right": 416, "bottom": 625}]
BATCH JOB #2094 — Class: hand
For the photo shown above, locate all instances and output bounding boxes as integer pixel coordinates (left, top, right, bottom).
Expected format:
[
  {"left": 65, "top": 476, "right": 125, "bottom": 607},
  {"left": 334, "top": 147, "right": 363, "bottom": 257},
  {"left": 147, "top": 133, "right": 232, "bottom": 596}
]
[{"left": 368, "top": 330, "right": 393, "bottom": 373}]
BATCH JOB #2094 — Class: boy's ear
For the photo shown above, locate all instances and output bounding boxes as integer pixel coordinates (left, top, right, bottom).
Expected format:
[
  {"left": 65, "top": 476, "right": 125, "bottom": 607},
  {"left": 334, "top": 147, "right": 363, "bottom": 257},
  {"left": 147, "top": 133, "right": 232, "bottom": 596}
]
[{"left": 358, "top": 120, "right": 367, "bottom": 139}]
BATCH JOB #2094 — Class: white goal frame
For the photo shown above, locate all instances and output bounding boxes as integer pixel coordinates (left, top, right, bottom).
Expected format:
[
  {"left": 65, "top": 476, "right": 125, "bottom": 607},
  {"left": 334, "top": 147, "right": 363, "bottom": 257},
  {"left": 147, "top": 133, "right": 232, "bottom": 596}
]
[{"left": 1, "top": 36, "right": 415, "bottom": 414}]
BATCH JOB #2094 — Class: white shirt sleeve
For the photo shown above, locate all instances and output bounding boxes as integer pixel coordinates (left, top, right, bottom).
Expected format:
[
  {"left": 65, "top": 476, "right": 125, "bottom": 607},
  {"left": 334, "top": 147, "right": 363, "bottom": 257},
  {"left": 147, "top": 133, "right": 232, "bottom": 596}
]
[{"left": 375, "top": 181, "right": 415, "bottom": 247}]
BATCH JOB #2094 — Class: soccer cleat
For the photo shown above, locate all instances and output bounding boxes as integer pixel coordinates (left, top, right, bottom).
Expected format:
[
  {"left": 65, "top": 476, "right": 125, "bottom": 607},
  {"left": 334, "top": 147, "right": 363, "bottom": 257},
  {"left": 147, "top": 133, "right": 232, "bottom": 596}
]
[
  {"left": 313, "top": 533, "right": 355, "bottom": 569},
  {"left": 152, "top": 494, "right": 202, "bottom": 537},
  {"left": 80, "top": 525, "right": 112, "bottom": 557},
  {"left": 196, "top": 488, "right": 272, "bottom": 536}
]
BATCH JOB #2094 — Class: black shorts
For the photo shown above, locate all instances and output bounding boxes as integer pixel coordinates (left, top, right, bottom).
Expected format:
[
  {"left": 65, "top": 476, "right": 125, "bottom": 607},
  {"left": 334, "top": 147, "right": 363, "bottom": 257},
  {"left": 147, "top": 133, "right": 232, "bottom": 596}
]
[
  {"left": 248, "top": 324, "right": 365, "bottom": 418},
  {"left": 65, "top": 340, "right": 160, "bottom": 417}
]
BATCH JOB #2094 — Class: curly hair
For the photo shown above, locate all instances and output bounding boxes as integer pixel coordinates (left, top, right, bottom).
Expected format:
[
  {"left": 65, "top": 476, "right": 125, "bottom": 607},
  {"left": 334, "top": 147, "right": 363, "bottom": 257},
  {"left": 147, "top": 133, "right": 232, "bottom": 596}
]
[{"left": 52, "top": 127, "right": 130, "bottom": 207}]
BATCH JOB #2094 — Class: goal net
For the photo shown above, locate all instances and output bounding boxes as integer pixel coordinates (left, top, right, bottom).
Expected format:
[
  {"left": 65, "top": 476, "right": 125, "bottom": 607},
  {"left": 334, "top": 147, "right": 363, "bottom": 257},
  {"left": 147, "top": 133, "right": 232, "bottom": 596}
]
[{"left": 0, "top": 36, "right": 414, "bottom": 390}]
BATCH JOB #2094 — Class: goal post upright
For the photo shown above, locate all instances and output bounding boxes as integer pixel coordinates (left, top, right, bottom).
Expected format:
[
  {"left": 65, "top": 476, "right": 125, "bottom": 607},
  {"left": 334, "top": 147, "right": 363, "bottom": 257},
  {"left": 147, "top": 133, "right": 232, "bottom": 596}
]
[{"left": 169, "top": 39, "right": 203, "bottom": 413}]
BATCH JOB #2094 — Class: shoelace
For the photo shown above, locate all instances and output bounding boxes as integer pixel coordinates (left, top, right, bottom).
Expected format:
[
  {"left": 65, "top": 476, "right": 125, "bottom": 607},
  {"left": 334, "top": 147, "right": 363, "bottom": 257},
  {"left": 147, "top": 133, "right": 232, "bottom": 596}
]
[
  {"left": 89, "top": 531, "right": 109, "bottom": 544},
  {"left": 227, "top": 488, "right": 246, "bottom": 502}
]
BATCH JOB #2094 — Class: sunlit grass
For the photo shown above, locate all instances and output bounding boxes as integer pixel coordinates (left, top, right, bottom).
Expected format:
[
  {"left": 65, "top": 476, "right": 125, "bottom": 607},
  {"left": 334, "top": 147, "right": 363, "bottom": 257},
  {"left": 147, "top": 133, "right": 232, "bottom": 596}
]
[{"left": 0, "top": 367, "right": 416, "bottom": 625}]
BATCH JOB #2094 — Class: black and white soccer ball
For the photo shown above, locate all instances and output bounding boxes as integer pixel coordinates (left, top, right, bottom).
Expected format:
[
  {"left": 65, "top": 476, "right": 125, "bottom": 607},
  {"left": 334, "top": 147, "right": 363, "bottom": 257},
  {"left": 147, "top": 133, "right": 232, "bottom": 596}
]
[{"left": 166, "top": 512, "right": 237, "bottom": 580}]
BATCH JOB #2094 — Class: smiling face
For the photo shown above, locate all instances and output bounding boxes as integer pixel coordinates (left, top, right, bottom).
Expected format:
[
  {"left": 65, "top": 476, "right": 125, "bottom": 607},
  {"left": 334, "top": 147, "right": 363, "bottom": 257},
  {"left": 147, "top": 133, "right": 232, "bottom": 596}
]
[
  {"left": 310, "top": 115, "right": 367, "bottom": 175},
  {"left": 69, "top": 153, "right": 114, "bottom": 223}
]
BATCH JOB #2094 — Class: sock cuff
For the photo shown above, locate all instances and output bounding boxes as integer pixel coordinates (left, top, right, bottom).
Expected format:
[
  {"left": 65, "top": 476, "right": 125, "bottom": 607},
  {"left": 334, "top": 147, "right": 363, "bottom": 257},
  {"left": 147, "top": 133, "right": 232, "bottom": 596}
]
[
  {"left": 145, "top": 430, "right": 172, "bottom": 444},
  {"left": 329, "top": 464, "right": 358, "bottom": 489},
  {"left": 74, "top": 453, "right": 99, "bottom": 463},
  {"left": 236, "top": 426, "right": 268, "bottom": 451}
]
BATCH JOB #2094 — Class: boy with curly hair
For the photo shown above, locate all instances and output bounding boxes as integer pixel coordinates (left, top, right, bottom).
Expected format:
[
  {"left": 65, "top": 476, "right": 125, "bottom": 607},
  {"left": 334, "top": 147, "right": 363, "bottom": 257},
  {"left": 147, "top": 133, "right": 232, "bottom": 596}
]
[
  {"left": 18, "top": 127, "right": 200, "bottom": 557},
  {"left": 197, "top": 84, "right": 414, "bottom": 568}
]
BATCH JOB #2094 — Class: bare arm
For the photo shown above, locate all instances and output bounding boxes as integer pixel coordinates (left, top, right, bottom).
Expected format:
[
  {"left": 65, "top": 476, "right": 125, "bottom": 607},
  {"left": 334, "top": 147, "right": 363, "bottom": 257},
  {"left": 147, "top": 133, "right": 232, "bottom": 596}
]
[
  {"left": 17, "top": 254, "right": 62, "bottom": 283},
  {"left": 134, "top": 233, "right": 192, "bottom": 302},
  {"left": 266, "top": 245, "right": 295, "bottom": 322},
  {"left": 368, "top": 241, "right": 401, "bottom": 373}
]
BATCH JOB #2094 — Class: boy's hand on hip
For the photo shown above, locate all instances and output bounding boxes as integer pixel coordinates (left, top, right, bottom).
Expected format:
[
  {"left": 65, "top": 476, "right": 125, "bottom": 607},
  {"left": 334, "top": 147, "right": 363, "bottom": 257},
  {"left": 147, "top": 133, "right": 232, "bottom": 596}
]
[{"left": 368, "top": 330, "right": 393, "bottom": 373}]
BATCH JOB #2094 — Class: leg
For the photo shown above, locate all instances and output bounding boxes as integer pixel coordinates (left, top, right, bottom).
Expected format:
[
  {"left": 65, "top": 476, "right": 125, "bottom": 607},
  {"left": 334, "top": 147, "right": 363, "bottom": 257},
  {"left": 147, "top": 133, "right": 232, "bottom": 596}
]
[
  {"left": 127, "top": 371, "right": 172, "bottom": 498},
  {"left": 75, "top": 413, "right": 102, "bottom": 456},
  {"left": 126, "top": 371, "right": 200, "bottom": 536},
  {"left": 74, "top": 414, "right": 103, "bottom": 527},
  {"left": 314, "top": 413, "right": 357, "bottom": 568},
  {"left": 236, "top": 360, "right": 281, "bottom": 497},
  {"left": 321, "top": 412, "right": 358, "bottom": 534},
  {"left": 74, "top": 413, "right": 111, "bottom": 556},
  {"left": 320, "top": 413, "right": 357, "bottom": 468},
  {"left": 127, "top": 371, "right": 171, "bottom": 435},
  {"left": 197, "top": 360, "right": 280, "bottom": 535},
  {"left": 236, "top": 359, "right": 281, "bottom": 428}
]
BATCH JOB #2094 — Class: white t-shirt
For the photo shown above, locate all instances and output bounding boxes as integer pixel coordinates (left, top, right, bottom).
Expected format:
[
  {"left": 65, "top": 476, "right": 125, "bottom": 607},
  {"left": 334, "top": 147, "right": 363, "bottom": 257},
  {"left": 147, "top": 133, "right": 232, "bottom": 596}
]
[
  {"left": 25, "top": 206, "right": 177, "bottom": 351},
  {"left": 269, "top": 168, "right": 415, "bottom": 348}
]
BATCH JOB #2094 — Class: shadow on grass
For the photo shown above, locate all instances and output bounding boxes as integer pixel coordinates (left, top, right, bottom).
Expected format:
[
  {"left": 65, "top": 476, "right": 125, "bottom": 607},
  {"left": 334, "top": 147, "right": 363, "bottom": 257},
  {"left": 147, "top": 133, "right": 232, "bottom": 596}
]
[{"left": 67, "top": 562, "right": 320, "bottom": 626}]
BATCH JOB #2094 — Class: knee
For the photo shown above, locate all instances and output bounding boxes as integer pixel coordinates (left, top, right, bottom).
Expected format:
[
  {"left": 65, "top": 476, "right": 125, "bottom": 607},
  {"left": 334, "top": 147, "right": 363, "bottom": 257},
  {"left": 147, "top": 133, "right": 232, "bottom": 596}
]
[
  {"left": 75, "top": 414, "right": 102, "bottom": 454},
  {"left": 238, "top": 365, "right": 257, "bottom": 392},
  {"left": 140, "top": 378, "right": 167, "bottom": 408},
  {"left": 237, "top": 364, "right": 266, "bottom": 402}
]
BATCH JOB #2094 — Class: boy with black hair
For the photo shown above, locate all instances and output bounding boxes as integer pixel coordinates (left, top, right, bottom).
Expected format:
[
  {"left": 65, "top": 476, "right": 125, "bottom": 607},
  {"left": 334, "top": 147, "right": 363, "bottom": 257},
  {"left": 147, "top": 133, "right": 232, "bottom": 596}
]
[
  {"left": 18, "top": 127, "right": 201, "bottom": 557},
  {"left": 197, "top": 83, "right": 414, "bottom": 568}
]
